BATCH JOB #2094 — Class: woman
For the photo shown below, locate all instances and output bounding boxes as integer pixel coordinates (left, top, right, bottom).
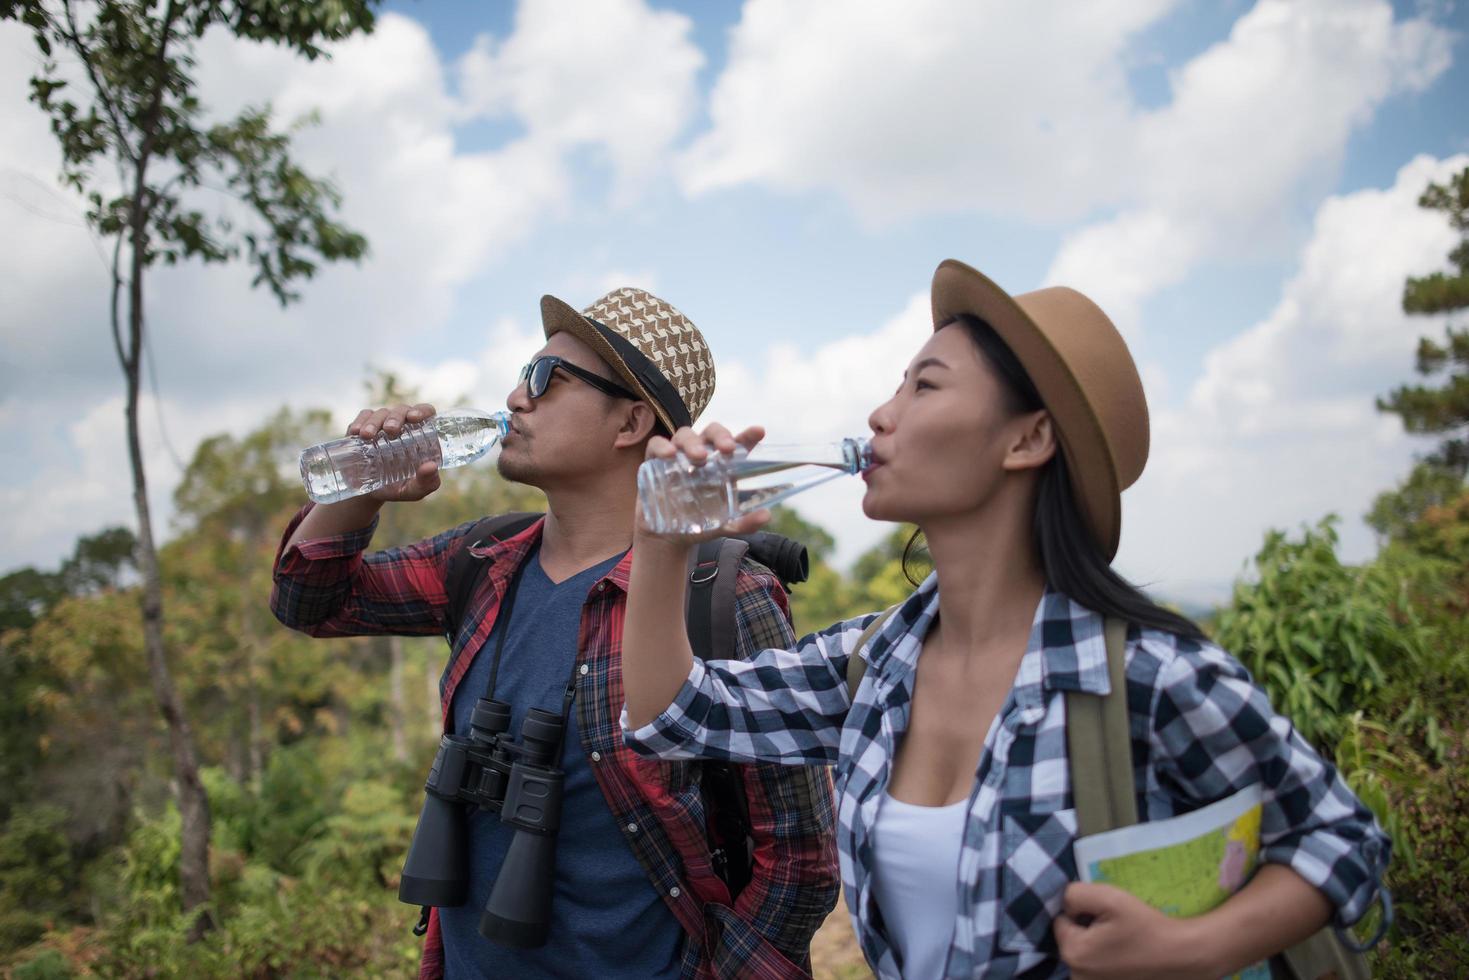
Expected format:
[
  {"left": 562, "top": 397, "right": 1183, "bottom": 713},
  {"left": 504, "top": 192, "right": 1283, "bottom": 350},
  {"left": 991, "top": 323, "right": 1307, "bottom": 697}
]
[{"left": 619, "top": 260, "right": 1389, "bottom": 979}]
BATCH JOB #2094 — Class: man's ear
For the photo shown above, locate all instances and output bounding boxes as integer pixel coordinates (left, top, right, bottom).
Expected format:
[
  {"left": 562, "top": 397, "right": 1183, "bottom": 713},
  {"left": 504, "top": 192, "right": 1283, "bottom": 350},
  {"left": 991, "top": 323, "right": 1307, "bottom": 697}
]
[
  {"left": 1001, "top": 410, "right": 1057, "bottom": 472},
  {"left": 612, "top": 401, "right": 660, "bottom": 450}
]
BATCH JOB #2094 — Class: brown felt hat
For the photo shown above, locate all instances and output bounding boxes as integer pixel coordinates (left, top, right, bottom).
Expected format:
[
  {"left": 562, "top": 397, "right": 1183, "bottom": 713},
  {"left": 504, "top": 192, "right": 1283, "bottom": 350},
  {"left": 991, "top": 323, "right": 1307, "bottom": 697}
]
[
  {"left": 931, "top": 259, "right": 1148, "bottom": 560},
  {"left": 540, "top": 286, "right": 715, "bottom": 434}
]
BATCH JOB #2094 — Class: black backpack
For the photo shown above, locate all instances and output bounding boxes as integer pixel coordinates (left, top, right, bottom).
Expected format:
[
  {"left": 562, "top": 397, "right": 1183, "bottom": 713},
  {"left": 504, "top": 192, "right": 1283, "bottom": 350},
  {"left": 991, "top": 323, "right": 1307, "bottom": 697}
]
[{"left": 441, "top": 512, "right": 810, "bottom": 899}]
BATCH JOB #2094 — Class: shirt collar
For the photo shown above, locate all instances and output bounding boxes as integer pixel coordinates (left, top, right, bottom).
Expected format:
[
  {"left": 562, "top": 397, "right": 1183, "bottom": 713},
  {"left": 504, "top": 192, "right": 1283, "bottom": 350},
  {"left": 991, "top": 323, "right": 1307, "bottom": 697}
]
[
  {"left": 467, "top": 516, "right": 544, "bottom": 571},
  {"left": 1030, "top": 587, "right": 1111, "bottom": 698},
  {"left": 882, "top": 579, "right": 1112, "bottom": 711},
  {"left": 468, "top": 516, "right": 634, "bottom": 594}
]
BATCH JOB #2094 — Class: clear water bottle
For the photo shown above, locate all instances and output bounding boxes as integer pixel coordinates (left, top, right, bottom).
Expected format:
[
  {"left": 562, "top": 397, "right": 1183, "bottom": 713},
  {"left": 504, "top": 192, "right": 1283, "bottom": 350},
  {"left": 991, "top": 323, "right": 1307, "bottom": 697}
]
[
  {"left": 299, "top": 409, "right": 512, "bottom": 504},
  {"left": 638, "top": 437, "right": 873, "bottom": 535}
]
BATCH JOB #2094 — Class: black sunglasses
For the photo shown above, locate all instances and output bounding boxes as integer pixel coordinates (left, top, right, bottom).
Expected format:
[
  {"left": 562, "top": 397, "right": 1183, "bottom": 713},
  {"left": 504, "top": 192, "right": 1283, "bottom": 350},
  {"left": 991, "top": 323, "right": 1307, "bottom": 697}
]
[{"left": 518, "top": 355, "right": 639, "bottom": 402}]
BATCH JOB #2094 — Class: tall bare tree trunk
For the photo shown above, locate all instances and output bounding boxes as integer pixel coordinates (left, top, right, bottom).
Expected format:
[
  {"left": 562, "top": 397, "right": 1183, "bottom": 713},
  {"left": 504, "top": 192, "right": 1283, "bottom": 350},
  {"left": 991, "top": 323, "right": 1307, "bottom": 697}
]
[
  {"left": 245, "top": 648, "right": 265, "bottom": 783},
  {"left": 123, "top": 220, "right": 212, "bottom": 941},
  {"left": 386, "top": 634, "right": 408, "bottom": 763},
  {"left": 239, "top": 578, "right": 265, "bottom": 784}
]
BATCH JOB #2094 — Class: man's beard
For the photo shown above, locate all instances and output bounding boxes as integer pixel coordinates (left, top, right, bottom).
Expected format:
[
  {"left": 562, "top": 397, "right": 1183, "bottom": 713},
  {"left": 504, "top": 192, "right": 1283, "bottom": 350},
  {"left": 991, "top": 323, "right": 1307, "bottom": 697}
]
[{"left": 495, "top": 451, "right": 538, "bottom": 487}]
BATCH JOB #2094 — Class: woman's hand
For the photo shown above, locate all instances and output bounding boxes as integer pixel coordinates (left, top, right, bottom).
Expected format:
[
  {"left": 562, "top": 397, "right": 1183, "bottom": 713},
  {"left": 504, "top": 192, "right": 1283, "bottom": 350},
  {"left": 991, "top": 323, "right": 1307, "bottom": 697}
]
[
  {"left": 636, "top": 421, "right": 772, "bottom": 541},
  {"left": 1053, "top": 882, "right": 1214, "bottom": 980}
]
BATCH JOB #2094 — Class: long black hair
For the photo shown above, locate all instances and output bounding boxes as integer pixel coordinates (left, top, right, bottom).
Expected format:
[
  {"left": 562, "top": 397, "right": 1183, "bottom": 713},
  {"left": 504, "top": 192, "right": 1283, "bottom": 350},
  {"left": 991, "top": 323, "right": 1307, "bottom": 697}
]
[{"left": 905, "top": 314, "right": 1206, "bottom": 642}]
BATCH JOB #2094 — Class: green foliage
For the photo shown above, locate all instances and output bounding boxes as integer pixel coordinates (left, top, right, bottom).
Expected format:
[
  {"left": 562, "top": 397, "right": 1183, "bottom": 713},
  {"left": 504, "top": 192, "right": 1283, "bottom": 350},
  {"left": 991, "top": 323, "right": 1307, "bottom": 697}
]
[
  {"left": 0, "top": 568, "right": 65, "bottom": 633},
  {"left": 1377, "top": 166, "right": 1469, "bottom": 476},
  {"left": 1400, "top": 166, "right": 1469, "bottom": 317},
  {"left": 0, "top": 806, "right": 75, "bottom": 952},
  {"left": 1366, "top": 460, "right": 1465, "bottom": 543},
  {"left": 299, "top": 780, "right": 416, "bottom": 891},
  {"left": 0, "top": 527, "right": 137, "bottom": 632},
  {"left": 1212, "top": 517, "right": 1430, "bottom": 752},
  {"left": 1371, "top": 734, "right": 1469, "bottom": 978},
  {"left": 12, "top": 948, "right": 73, "bottom": 980},
  {"left": 849, "top": 524, "right": 929, "bottom": 613},
  {"left": 1208, "top": 498, "right": 1469, "bottom": 974}
]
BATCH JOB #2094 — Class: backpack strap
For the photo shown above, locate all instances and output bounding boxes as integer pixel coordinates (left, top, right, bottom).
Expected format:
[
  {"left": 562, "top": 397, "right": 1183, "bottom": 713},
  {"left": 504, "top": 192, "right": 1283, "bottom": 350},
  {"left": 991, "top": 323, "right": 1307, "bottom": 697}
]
[
  {"left": 683, "top": 536, "right": 760, "bottom": 899},
  {"left": 1067, "top": 617, "right": 1137, "bottom": 836},
  {"left": 442, "top": 512, "right": 543, "bottom": 641},
  {"left": 1065, "top": 622, "right": 1382, "bottom": 978},
  {"left": 686, "top": 538, "right": 750, "bottom": 662},
  {"left": 846, "top": 605, "right": 900, "bottom": 702}
]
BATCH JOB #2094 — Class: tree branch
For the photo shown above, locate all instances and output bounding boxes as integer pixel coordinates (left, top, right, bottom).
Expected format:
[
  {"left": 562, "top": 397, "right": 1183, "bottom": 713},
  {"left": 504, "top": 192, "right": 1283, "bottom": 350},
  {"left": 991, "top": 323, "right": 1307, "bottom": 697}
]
[
  {"left": 109, "top": 229, "right": 127, "bottom": 371},
  {"left": 133, "top": 0, "right": 182, "bottom": 174},
  {"left": 59, "top": 0, "right": 136, "bottom": 166}
]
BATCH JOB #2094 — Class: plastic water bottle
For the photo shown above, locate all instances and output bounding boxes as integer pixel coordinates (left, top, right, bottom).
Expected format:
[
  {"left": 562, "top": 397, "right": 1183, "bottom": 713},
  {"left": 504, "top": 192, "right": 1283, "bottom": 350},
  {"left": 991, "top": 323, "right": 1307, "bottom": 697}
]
[
  {"left": 638, "top": 437, "right": 873, "bottom": 535},
  {"left": 299, "top": 409, "right": 512, "bottom": 504}
]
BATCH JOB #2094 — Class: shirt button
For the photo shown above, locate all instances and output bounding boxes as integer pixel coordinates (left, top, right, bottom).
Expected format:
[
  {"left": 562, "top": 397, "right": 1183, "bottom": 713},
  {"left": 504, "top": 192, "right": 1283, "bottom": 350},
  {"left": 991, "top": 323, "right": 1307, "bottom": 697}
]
[
  {"left": 669, "top": 886, "right": 681, "bottom": 898},
  {"left": 590, "top": 751, "right": 602, "bottom": 763},
  {"left": 579, "top": 663, "right": 590, "bottom": 676},
  {"left": 626, "top": 822, "right": 638, "bottom": 834}
]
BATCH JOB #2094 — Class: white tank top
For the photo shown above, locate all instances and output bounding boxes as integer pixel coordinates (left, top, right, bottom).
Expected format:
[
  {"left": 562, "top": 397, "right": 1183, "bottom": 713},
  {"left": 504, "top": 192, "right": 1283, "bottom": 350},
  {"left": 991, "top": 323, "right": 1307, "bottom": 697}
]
[{"left": 870, "top": 791, "right": 969, "bottom": 979}]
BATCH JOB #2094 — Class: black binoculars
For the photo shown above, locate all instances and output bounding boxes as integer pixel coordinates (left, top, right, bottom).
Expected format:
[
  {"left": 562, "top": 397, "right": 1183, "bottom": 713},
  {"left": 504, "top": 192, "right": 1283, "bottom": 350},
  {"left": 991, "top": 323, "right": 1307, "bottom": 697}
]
[{"left": 399, "top": 697, "right": 566, "bottom": 949}]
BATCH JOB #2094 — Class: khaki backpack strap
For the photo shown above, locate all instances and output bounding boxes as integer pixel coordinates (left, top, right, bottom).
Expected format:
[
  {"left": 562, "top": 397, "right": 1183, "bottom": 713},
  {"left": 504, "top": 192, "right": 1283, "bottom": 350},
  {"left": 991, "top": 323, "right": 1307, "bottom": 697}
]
[
  {"left": 846, "top": 605, "right": 900, "bottom": 702},
  {"left": 1068, "top": 617, "right": 1138, "bottom": 837}
]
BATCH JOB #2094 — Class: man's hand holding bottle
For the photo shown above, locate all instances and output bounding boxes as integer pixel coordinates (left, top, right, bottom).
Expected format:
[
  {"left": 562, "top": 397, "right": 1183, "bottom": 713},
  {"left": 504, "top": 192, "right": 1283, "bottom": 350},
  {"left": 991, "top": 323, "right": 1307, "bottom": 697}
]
[{"left": 347, "top": 402, "right": 443, "bottom": 502}]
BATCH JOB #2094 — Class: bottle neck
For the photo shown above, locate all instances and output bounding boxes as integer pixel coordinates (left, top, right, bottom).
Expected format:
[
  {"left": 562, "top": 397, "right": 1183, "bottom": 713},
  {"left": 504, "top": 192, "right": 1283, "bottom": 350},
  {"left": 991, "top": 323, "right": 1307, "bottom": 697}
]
[
  {"left": 747, "top": 437, "right": 872, "bottom": 473},
  {"left": 439, "top": 408, "right": 511, "bottom": 438}
]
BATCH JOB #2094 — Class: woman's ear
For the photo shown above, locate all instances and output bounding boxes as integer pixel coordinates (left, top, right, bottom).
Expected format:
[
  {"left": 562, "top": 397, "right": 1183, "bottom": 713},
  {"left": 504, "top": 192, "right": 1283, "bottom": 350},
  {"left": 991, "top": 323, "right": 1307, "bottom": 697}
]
[
  {"left": 1002, "top": 410, "right": 1057, "bottom": 472},
  {"left": 613, "top": 401, "right": 660, "bottom": 450}
]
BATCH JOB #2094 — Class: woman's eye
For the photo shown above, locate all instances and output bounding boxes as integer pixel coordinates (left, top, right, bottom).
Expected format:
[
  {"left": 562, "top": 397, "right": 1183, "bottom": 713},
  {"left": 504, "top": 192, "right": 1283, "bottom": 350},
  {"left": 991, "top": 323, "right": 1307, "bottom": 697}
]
[{"left": 914, "top": 379, "right": 935, "bottom": 391}]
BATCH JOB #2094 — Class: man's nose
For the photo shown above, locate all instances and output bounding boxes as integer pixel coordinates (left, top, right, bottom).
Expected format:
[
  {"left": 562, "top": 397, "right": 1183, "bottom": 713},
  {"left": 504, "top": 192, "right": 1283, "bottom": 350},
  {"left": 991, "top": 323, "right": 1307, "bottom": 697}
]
[{"left": 506, "top": 375, "right": 533, "bottom": 413}]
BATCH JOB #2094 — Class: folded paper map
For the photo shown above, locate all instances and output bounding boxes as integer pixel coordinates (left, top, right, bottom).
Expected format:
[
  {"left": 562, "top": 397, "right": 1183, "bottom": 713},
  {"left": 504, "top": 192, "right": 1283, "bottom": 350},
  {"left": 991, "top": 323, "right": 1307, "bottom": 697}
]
[{"left": 1073, "top": 783, "right": 1269, "bottom": 980}]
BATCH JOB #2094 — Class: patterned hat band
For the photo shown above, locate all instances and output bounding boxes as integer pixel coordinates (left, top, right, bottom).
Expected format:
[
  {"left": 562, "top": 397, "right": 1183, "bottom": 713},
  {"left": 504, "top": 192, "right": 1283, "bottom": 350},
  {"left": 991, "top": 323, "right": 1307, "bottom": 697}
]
[{"left": 588, "top": 319, "right": 692, "bottom": 431}]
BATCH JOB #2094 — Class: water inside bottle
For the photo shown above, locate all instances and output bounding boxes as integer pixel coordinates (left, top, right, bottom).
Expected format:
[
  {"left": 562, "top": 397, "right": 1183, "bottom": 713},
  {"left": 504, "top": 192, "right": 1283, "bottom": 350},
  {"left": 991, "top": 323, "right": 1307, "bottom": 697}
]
[
  {"left": 639, "top": 449, "right": 855, "bottom": 535},
  {"left": 299, "top": 412, "right": 508, "bottom": 505},
  {"left": 436, "top": 414, "right": 505, "bottom": 467}
]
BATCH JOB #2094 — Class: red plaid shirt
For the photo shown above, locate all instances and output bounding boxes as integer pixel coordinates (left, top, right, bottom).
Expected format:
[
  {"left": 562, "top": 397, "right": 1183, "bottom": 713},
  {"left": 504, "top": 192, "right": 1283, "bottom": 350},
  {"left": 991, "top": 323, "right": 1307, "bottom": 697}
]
[{"left": 271, "top": 506, "right": 840, "bottom": 978}]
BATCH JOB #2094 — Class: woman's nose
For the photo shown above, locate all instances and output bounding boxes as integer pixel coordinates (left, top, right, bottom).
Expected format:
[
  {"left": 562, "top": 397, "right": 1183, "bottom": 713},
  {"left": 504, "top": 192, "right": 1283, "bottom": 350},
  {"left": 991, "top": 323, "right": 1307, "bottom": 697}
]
[{"left": 868, "top": 396, "right": 895, "bottom": 435}]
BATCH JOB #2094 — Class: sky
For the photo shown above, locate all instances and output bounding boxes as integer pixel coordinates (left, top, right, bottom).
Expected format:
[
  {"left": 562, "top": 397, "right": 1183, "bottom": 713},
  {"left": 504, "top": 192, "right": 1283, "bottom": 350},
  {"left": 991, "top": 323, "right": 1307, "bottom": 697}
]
[{"left": 1, "top": 0, "right": 1466, "bottom": 607}]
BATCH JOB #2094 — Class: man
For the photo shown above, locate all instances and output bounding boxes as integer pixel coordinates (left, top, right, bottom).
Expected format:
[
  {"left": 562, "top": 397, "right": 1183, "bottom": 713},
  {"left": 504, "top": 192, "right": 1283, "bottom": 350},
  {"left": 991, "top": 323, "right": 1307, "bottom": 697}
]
[{"left": 271, "top": 287, "right": 840, "bottom": 979}]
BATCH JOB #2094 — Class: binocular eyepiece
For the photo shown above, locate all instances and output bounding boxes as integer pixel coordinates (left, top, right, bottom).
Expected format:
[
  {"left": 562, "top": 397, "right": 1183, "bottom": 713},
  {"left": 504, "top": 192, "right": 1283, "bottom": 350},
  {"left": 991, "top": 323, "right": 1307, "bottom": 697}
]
[{"left": 398, "top": 699, "right": 567, "bottom": 948}]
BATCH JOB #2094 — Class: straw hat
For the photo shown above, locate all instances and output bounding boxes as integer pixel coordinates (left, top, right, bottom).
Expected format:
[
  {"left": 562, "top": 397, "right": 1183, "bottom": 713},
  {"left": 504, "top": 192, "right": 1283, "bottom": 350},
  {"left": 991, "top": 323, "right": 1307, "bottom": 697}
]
[
  {"left": 930, "top": 259, "right": 1148, "bottom": 559},
  {"left": 540, "top": 286, "right": 715, "bottom": 434}
]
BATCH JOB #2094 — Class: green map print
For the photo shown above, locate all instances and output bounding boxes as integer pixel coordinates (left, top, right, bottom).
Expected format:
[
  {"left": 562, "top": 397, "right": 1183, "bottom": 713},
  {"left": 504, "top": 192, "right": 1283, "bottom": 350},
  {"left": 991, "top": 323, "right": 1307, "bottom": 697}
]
[{"left": 1089, "top": 804, "right": 1263, "bottom": 917}]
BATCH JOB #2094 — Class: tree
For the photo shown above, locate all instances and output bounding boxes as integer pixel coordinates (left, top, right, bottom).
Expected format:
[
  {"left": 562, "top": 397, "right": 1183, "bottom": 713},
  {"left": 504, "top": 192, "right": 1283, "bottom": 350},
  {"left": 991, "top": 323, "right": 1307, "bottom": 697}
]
[
  {"left": 1377, "top": 167, "right": 1469, "bottom": 479},
  {"left": 2, "top": 0, "right": 376, "bottom": 935}
]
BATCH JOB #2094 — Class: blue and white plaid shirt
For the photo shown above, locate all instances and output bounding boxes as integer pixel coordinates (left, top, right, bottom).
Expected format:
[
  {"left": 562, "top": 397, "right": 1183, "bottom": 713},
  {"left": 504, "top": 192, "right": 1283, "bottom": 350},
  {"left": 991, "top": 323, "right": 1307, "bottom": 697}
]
[{"left": 623, "top": 575, "right": 1390, "bottom": 979}]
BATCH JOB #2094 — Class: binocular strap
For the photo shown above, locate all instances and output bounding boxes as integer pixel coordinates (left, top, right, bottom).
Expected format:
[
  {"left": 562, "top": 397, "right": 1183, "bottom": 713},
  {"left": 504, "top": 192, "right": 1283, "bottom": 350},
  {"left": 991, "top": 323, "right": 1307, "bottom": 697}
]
[{"left": 475, "top": 557, "right": 584, "bottom": 769}]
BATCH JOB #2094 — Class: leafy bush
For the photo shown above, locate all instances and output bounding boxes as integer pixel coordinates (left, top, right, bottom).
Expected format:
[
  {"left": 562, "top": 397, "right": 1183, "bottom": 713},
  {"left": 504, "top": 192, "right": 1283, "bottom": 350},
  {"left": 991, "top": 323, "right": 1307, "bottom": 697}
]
[
  {"left": 1365, "top": 732, "right": 1469, "bottom": 979},
  {"left": 11, "top": 948, "right": 73, "bottom": 980},
  {"left": 1212, "top": 518, "right": 1431, "bottom": 752},
  {"left": 0, "top": 805, "right": 75, "bottom": 954}
]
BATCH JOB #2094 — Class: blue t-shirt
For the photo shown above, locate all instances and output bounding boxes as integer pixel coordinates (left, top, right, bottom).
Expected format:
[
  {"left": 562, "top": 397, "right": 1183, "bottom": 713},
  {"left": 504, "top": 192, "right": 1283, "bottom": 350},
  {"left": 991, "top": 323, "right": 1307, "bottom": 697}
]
[{"left": 439, "top": 546, "right": 683, "bottom": 980}]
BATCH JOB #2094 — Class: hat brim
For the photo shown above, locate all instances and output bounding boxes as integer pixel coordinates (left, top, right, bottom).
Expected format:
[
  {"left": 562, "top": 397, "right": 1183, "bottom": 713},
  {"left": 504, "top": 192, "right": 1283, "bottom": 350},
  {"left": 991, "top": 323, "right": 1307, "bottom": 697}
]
[
  {"left": 540, "top": 294, "right": 679, "bottom": 434},
  {"left": 930, "top": 259, "right": 1121, "bottom": 559}
]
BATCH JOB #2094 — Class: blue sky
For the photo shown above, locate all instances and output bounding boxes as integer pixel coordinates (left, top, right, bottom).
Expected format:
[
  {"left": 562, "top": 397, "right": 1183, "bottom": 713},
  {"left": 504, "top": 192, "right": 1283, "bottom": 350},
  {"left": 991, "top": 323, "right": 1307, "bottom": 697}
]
[{"left": 1, "top": 0, "right": 1466, "bottom": 605}]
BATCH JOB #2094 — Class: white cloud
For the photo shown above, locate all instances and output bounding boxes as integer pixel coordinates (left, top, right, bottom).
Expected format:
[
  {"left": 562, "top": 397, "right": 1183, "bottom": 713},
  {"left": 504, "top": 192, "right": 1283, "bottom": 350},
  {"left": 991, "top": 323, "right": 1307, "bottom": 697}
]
[
  {"left": 679, "top": 0, "right": 1176, "bottom": 223},
  {"left": 457, "top": 0, "right": 703, "bottom": 202},
  {"left": 1046, "top": 0, "right": 1453, "bottom": 328},
  {"left": 1117, "top": 154, "right": 1467, "bottom": 599},
  {"left": 677, "top": 0, "right": 1452, "bottom": 334}
]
